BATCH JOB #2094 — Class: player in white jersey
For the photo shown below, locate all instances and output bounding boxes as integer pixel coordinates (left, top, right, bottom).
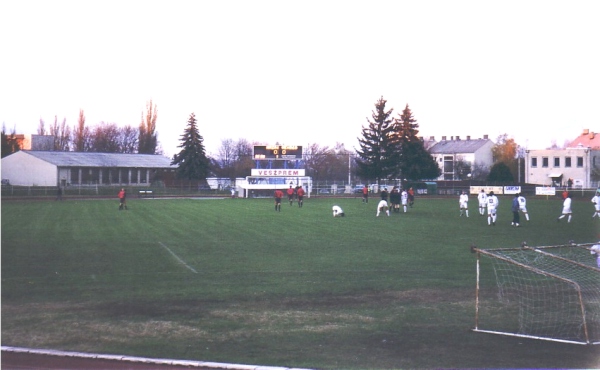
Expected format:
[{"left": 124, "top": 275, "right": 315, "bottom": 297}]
[
  {"left": 486, "top": 191, "right": 499, "bottom": 225},
  {"left": 557, "top": 194, "right": 572, "bottom": 222},
  {"left": 459, "top": 191, "right": 469, "bottom": 217},
  {"left": 590, "top": 243, "right": 600, "bottom": 268},
  {"left": 477, "top": 189, "right": 487, "bottom": 216},
  {"left": 517, "top": 193, "right": 529, "bottom": 221},
  {"left": 377, "top": 199, "right": 390, "bottom": 217},
  {"left": 401, "top": 189, "right": 409, "bottom": 213},
  {"left": 332, "top": 205, "right": 345, "bottom": 217},
  {"left": 591, "top": 191, "right": 600, "bottom": 219}
]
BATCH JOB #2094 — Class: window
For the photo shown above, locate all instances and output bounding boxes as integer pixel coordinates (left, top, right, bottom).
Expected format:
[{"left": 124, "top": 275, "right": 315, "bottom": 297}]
[
  {"left": 577, "top": 157, "right": 583, "bottom": 167},
  {"left": 542, "top": 157, "right": 549, "bottom": 167},
  {"left": 531, "top": 157, "right": 538, "bottom": 167},
  {"left": 565, "top": 157, "right": 572, "bottom": 167},
  {"left": 554, "top": 157, "right": 560, "bottom": 167}
]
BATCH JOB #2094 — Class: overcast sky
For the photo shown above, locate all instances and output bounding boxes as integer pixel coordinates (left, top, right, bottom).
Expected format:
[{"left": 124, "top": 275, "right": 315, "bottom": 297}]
[{"left": 1, "top": 0, "right": 599, "bottom": 158}]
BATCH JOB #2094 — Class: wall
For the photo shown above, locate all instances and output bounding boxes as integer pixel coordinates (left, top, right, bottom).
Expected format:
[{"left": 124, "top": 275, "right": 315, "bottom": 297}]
[{"left": 1, "top": 151, "right": 57, "bottom": 186}]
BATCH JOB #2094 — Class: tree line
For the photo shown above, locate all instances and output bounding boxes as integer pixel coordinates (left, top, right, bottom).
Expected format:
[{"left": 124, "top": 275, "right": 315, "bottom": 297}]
[
  {"left": 1, "top": 100, "right": 159, "bottom": 156},
  {"left": 2, "top": 97, "right": 523, "bottom": 184}
]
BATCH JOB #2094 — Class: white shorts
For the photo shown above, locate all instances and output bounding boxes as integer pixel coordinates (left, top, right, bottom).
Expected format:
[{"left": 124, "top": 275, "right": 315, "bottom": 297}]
[
  {"left": 562, "top": 207, "right": 572, "bottom": 214},
  {"left": 460, "top": 202, "right": 468, "bottom": 209},
  {"left": 519, "top": 206, "right": 527, "bottom": 212},
  {"left": 487, "top": 207, "right": 496, "bottom": 215}
]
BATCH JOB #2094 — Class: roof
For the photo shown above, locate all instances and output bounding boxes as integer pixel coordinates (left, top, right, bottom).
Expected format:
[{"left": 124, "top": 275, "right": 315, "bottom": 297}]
[
  {"left": 567, "top": 130, "right": 600, "bottom": 149},
  {"left": 24, "top": 151, "right": 175, "bottom": 169},
  {"left": 428, "top": 139, "right": 492, "bottom": 154}
]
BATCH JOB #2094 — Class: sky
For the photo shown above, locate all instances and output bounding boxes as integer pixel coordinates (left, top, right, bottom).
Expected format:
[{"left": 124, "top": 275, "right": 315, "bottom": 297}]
[{"left": 1, "top": 0, "right": 599, "bottom": 158}]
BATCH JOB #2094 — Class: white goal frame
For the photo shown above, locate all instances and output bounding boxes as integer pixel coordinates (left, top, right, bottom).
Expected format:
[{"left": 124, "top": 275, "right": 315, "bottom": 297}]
[{"left": 471, "top": 242, "right": 600, "bottom": 345}]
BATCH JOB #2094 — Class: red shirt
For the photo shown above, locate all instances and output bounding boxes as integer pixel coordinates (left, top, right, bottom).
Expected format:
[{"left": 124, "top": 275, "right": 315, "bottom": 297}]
[
  {"left": 287, "top": 187, "right": 294, "bottom": 195},
  {"left": 275, "top": 190, "right": 284, "bottom": 198},
  {"left": 297, "top": 188, "right": 305, "bottom": 197}
]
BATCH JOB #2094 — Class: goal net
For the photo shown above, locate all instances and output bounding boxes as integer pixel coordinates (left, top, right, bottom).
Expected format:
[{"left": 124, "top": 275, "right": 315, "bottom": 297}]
[{"left": 472, "top": 242, "right": 600, "bottom": 345}]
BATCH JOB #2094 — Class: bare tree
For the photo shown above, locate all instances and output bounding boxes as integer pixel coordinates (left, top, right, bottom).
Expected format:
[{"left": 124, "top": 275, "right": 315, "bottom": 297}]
[
  {"left": 214, "top": 138, "right": 254, "bottom": 180},
  {"left": 89, "top": 122, "right": 121, "bottom": 152},
  {"left": 72, "top": 109, "right": 90, "bottom": 152},
  {"left": 120, "top": 125, "right": 139, "bottom": 154},
  {"left": 49, "top": 115, "right": 71, "bottom": 151},
  {"left": 37, "top": 118, "right": 46, "bottom": 135}
]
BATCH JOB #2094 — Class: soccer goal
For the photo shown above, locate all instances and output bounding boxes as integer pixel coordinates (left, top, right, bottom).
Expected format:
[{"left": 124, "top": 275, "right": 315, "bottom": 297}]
[{"left": 471, "top": 242, "right": 600, "bottom": 345}]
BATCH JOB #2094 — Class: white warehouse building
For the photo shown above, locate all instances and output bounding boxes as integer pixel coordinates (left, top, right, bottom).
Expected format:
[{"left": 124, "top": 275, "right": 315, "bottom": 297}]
[{"left": 1, "top": 151, "right": 175, "bottom": 187}]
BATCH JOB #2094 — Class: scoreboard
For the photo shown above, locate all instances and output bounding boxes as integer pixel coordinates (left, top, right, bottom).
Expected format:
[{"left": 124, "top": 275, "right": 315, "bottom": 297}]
[{"left": 253, "top": 145, "right": 303, "bottom": 160}]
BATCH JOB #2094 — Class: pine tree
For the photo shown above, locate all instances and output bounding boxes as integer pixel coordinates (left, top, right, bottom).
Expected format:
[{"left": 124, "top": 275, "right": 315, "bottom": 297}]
[
  {"left": 355, "top": 97, "right": 401, "bottom": 184},
  {"left": 171, "top": 113, "right": 210, "bottom": 180},
  {"left": 393, "top": 104, "right": 440, "bottom": 180}
]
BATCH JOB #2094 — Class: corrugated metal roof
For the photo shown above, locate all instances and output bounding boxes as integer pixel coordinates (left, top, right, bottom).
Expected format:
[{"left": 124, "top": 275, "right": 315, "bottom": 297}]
[
  {"left": 428, "top": 139, "right": 491, "bottom": 154},
  {"left": 25, "top": 151, "right": 175, "bottom": 168}
]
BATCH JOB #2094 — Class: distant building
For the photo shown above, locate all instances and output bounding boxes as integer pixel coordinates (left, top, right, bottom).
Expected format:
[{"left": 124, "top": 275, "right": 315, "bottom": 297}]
[
  {"left": 427, "top": 135, "right": 494, "bottom": 180},
  {"left": 1, "top": 151, "right": 176, "bottom": 187},
  {"left": 12, "top": 134, "right": 55, "bottom": 151},
  {"left": 525, "top": 129, "right": 600, "bottom": 188}
]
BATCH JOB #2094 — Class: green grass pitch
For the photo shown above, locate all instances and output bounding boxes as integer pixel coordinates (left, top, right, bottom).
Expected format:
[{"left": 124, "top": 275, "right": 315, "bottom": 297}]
[{"left": 2, "top": 195, "right": 599, "bottom": 369}]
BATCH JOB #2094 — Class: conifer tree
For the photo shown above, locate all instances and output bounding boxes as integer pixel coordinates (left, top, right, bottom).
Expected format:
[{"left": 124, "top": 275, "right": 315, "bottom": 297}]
[
  {"left": 393, "top": 104, "right": 440, "bottom": 180},
  {"left": 355, "top": 96, "right": 401, "bottom": 184},
  {"left": 171, "top": 113, "right": 210, "bottom": 180}
]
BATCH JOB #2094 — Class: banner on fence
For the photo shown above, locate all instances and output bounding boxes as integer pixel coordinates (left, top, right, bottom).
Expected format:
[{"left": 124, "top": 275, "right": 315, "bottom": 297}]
[
  {"left": 470, "top": 186, "right": 504, "bottom": 195},
  {"left": 503, "top": 186, "right": 522, "bottom": 195},
  {"left": 536, "top": 187, "right": 556, "bottom": 196}
]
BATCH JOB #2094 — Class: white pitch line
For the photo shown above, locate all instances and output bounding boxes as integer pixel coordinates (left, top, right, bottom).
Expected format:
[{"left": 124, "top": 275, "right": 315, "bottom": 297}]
[{"left": 158, "top": 242, "right": 198, "bottom": 273}]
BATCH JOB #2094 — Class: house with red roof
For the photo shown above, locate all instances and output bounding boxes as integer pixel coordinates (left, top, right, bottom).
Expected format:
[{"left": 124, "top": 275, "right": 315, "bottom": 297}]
[{"left": 525, "top": 129, "right": 600, "bottom": 188}]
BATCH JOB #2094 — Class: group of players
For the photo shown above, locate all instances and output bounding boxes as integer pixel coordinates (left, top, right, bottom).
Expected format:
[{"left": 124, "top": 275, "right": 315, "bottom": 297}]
[
  {"left": 281, "top": 184, "right": 600, "bottom": 225},
  {"left": 373, "top": 186, "right": 414, "bottom": 217},
  {"left": 273, "top": 185, "right": 306, "bottom": 211}
]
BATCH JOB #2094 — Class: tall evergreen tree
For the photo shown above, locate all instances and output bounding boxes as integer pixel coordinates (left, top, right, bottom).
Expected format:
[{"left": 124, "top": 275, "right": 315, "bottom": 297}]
[
  {"left": 355, "top": 97, "right": 401, "bottom": 184},
  {"left": 138, "top": 100, "right": 158, "bottom": 154},
  {"left": 393, "top": 104, "right": 440, "bottom": 180},
  {"left": 171, "top": 113, "right": 210, "bottom": 180}
]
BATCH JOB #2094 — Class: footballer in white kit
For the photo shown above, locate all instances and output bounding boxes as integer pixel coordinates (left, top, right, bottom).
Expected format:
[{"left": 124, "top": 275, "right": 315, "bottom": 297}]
[
  {"left": 401, "top": 189, "right": 408, "bottom": 213},
  {"left": 377, "top": 200, "right": 390, "bottom": 217},
  {"left": 332, "top": 205, "right": 345, "bottom": 217},
  {"left": 517, "top": 193, "right": 529, "bottom": 221},
  {"left": 459, "top": 191, "right": 469, "bottom": 217},
  {"left": 477, "top": 190, "right": 487, "bottom": 216},
  {"left": 590, "top": 243, "right": 600, "bottom": 268},
  {"left": 486, "top": 191, "right": 499, "bottom": 225},
  {"left": 591, "top": 191, "right": 600, "bottom": 219}
]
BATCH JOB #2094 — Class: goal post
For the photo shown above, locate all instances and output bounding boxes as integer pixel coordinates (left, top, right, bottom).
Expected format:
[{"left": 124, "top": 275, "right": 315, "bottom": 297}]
[{"left": 471, "top": 242, "right": 600, "bottom": 345}]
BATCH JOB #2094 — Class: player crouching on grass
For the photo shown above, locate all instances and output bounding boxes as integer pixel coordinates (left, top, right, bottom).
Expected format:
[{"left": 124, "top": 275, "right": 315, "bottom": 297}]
[
  {"left": 376, "top": 199, "right": 390, "bottom": 217},
  {"left": 332, "top": 205, "right": 345, "bottom": 217}
]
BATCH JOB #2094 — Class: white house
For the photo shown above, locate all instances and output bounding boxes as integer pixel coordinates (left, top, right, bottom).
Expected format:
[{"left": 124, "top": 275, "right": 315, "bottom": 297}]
[
  {"left": 427, "top": 135, "right": 494, "bottom": 180},
  {"left": 525, "top": 129, "right": 600, "bottom": 188},
  {"left": 1, "top": 151, "right": 176, "bottom": 187}
]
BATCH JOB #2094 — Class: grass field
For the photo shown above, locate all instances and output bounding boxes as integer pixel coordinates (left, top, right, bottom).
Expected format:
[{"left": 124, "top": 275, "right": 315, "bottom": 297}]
[{"left": 2, "top": 194, "right": 599, "bottom": 369}]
